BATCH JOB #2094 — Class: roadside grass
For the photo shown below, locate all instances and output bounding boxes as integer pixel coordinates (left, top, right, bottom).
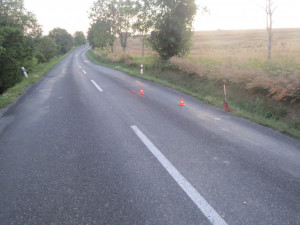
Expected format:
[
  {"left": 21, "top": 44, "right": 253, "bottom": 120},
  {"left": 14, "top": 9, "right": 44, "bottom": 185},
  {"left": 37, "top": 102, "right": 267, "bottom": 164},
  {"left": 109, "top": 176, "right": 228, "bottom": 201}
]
[
  {"left": 114, "top": 29, "right": 300, "bottom": 103},
  {"left": 0, "top": 50, "right": 73, "bottom": 110},
  {"left": 87, "top": 48, "right": 300, "bottom": 140}
]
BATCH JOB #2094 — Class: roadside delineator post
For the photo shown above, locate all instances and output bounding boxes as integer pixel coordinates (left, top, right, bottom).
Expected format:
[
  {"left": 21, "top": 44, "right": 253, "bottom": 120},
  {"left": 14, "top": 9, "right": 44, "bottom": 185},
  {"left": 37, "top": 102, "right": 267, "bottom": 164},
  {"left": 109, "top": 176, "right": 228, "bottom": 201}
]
[
  {"left": 141, "top": 65, "right": 143, "bottom": 75},
  {"left": 223, "top": 80, "right": 230, "bottom": 112},
  {"left": 21, "top": 67, "right": 28, "bottom": 79},
  {"left": 179, "top": 98, "right": 185, "bottom": 106}
]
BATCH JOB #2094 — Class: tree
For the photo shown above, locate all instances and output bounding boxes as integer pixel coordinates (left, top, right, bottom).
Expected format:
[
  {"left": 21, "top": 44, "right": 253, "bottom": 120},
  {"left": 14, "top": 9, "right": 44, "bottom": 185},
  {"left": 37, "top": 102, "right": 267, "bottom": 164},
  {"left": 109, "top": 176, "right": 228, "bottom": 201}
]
[
  {"left": 132, "top": 0, "right": 156, "bottom": 57},
  {"left": 88, "top": 20, "right": 115, "bottom": 50},
  {"left": 74, "top": 31, "right": 86, "bottom": 46},
  {"left": 149, "top": 0, "right": 196, "bottom": 61},
  {"left": 0, "top": 0, "right": 42, "bottom": 94},
  {"left": 0, "top": 0, "right": 42, "bottom": 38},
  {"left": 116, "top": 0, "right": 138, "bottom": 52},
  {"left": 89, "top": 0, "right": 138, "bottom": 52},
  {"left": 251, "top": 0, "right": 276, "bottom": 60},
  {"left": 89, "top": 0, "right": 117, "bottom": 52},
  {"left": 87, "top": 26, "right": 95, "bottom": 48},
  {"left": 0, "top": 26, "right": 36, "bottom": 93},
  {"left": 49, "top": 28, "right": 73, "bottom": 54},
  {"left": 0, "top": 33, "right": 5, "bottom": 55},
  {"left": 266, "top": 0, "right": 276, "bottom": 60},
  {"left": 35, "top": 36, "right": 58, "bottom": 62}
]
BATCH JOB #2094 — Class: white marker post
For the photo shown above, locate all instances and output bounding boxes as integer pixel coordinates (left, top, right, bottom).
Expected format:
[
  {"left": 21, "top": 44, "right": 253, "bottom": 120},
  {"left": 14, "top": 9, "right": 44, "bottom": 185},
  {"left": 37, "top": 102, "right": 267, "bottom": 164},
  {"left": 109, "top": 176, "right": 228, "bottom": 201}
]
[
  {"left": 141, "top": 64, "right": 143, "bottom": 75},
  {"left": 21, "top": 67, "right": 28, "bottom": 79}
]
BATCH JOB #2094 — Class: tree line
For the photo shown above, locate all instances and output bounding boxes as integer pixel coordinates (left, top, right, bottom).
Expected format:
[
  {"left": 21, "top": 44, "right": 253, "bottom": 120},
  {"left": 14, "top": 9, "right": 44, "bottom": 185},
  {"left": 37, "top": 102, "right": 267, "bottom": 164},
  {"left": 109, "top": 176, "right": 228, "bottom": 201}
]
[
  {"left": 0, "top": 0, "right": 86, "bottom": 94},
  {"left": 88, "top": 0, "right": 197, "bottom": 61}
]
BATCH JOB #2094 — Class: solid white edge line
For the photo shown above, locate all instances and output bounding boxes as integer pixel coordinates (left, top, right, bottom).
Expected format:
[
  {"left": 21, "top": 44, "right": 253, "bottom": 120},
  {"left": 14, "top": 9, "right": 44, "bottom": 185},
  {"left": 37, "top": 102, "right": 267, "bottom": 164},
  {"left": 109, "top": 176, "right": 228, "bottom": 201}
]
[
  {"left": 130, "top": 125, "right": 228, "bottom": 225},
  {"left": 91, "top": 80, "right": 103, "bottom": 92}
]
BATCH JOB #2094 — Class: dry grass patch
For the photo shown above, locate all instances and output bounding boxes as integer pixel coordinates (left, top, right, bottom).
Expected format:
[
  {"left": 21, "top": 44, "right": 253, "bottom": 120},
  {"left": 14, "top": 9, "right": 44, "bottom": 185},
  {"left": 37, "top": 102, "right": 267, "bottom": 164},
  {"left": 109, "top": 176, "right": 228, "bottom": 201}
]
[{"left": 108, "top": 28, "right": 300, "bottom": 102}]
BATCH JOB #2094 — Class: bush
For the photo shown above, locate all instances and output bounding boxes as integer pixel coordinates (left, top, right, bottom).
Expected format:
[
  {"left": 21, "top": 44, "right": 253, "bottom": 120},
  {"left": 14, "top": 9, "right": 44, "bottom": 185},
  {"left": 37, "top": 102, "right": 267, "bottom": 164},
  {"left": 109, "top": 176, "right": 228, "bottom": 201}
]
[{"left": 0, "top": 26, "right": 35, "bottom": 94}]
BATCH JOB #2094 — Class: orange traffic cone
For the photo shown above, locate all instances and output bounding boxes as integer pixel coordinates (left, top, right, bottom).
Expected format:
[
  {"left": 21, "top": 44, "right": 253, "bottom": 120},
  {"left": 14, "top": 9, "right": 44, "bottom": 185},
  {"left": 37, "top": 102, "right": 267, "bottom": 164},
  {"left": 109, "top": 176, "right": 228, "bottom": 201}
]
[
  {"left": 139, "top": 88, "right": 144, "bottom": 95},
  {"left": 179, "top": 98, "right": 185, "bottom": 106}
]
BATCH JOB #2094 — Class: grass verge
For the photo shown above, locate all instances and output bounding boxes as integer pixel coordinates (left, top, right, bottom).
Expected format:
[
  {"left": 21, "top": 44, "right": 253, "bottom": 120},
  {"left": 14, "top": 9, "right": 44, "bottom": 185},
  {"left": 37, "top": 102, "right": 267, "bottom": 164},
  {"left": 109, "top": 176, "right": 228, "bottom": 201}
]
[
  {"left": 87, "top": 49, "right": 300, "bottom": 140},
  {"left": 0, "top": 50, "right": 73, "bottom": 110}
]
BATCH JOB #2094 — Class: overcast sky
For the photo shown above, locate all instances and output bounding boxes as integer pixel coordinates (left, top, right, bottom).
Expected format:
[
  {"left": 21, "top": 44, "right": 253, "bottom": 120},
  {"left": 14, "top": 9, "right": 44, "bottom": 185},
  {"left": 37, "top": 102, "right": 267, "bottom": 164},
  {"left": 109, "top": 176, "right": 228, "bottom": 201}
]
[{"left": 24, "top": 0, "right": 300, "bottom": 35}]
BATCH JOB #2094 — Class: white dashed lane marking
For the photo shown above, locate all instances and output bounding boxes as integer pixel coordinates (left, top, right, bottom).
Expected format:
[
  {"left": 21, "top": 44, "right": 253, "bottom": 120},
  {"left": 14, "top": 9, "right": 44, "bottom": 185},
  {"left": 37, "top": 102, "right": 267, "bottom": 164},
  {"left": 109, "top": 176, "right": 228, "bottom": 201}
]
[{"left": 91, "top": 80, "right": 103, "bottom": 92}]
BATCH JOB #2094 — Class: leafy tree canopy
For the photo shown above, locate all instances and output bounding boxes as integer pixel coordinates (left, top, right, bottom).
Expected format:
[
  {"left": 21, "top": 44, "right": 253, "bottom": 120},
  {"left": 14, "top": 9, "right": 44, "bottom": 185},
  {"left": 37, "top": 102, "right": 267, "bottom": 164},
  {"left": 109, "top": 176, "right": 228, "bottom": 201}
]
[
  {"left": 149, "top": 0, "right": 197, "bottom": 61},
  {"left": 0, "top": 1, "right": 75, "bottom": 94},
  {"left": 89, "top": 0, "right": 196, "bottom": 58},
  {"left": 0, "top": 0, "right": 42, "bottom": 38},
  {"left": 34, "top": 36, "right": 58, "bottom": 63},
  {"left": 89, "top": 0, "right": 139, "bottom": 52},
  {"left": 74, "top": 31, "right": 86, "bottom": 46},
  {"left": 88, "top": 20, "right": 115, "bottom": 50},
  {"left": 49, "top": 28, "right": 73, "bottom": 54},
  {"left": 0, "top": 26, "right": 36, "bottom": 93}
]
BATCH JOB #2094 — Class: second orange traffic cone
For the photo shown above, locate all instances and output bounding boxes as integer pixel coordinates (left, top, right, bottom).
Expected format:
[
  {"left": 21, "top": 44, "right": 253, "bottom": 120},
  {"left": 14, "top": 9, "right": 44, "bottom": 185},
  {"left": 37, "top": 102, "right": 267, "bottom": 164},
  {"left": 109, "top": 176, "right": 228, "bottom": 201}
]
[
  {"left": 139, "top": 88, "right": 144, "bottom": 95},
  {"left": 179, "top": 98, "right": 185, "bottom": 106}
]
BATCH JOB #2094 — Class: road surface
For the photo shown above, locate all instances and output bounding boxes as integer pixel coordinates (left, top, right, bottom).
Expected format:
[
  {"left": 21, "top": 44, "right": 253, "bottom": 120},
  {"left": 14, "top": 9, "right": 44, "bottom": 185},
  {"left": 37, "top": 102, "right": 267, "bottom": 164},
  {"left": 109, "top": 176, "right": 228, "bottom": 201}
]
[{"left": 0, "top": 45, "right": 299, "bottom": 225}]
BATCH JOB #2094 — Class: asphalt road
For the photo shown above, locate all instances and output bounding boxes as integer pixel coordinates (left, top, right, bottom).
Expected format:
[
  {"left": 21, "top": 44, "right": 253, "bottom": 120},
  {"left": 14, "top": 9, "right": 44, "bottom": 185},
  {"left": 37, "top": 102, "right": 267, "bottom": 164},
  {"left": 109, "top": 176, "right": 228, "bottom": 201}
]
[{"left": 0, "top": 45, "right": 299, "bottom": 225}]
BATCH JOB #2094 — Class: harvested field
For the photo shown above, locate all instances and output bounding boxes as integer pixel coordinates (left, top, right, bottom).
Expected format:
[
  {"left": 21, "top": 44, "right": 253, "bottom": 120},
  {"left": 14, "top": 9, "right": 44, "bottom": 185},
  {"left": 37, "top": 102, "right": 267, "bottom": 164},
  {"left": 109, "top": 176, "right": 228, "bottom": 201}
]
[
  {"left": 114, "top": 28, "right": 300, "bottom": 63},
  {"left": 112, "top": 29, "right": 300, "bottom": 103}
]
